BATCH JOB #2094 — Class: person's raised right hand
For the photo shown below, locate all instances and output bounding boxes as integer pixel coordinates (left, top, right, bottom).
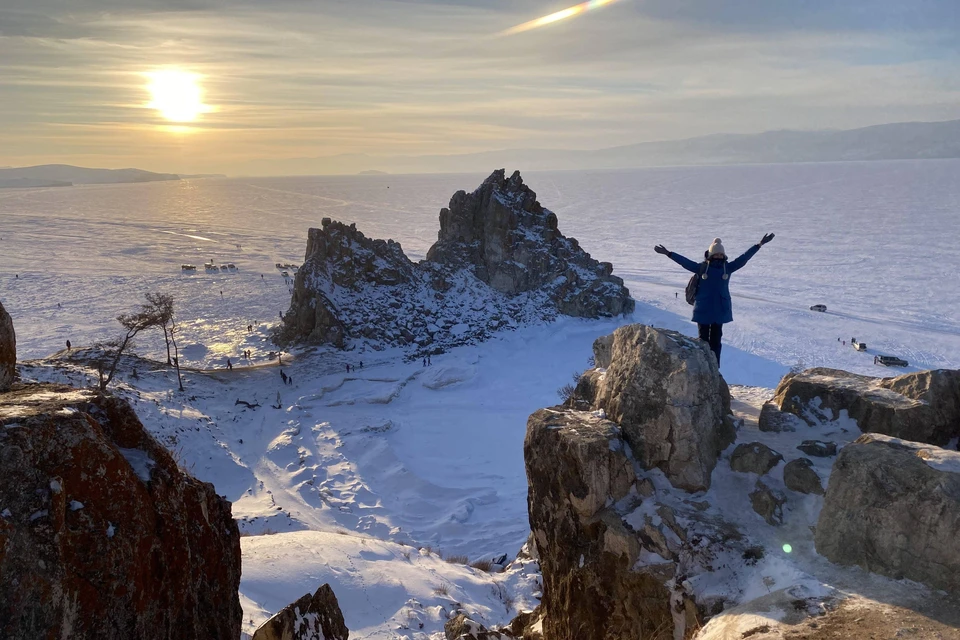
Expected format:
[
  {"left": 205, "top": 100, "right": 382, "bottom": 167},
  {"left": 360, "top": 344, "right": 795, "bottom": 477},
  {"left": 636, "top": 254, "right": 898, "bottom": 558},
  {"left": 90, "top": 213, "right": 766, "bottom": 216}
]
[{"left": 654, "top": 244, "right": 669, "bottom": 255}]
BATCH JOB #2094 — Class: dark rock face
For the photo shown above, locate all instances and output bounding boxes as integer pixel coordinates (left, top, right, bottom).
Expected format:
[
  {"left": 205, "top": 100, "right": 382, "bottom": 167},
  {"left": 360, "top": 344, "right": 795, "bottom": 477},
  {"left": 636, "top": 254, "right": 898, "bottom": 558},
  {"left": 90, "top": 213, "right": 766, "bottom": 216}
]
[
  {"left": 278, "top": 170, "right": 633, "bottom": 351},
  {"left": 0, "top": 384, "right": 242, "bottom": 640},
  {"left": 252, "top": 583, "right": 349, "bottom": 640},
  {"left": 815, "top": 434, "right": 960, "bottom": 592},
  {"left": 0, "top": 300, "right": 14, "bottom": 391},
  {"left": 524, "top": 325, "right": 747, "bottom": 640},
  {"left": 729, "top": 442, "right": 784, "bottom": 476},
  {"left": 576, "top": 324, "right": 732, "bottom": 492},
  {"left": 783, "top": 458, "right": 824, "bottom": 495},
  {"left": 770, "top": 368, "right": 960, "bottom": 446}
]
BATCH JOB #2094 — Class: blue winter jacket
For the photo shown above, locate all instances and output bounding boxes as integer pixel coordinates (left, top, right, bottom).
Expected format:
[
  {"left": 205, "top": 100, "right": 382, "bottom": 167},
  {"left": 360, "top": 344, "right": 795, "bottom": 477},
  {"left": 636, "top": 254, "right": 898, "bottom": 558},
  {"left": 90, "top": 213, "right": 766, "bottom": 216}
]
[{"left": 668, "top": 244, "right": 761, "bottom": 325}]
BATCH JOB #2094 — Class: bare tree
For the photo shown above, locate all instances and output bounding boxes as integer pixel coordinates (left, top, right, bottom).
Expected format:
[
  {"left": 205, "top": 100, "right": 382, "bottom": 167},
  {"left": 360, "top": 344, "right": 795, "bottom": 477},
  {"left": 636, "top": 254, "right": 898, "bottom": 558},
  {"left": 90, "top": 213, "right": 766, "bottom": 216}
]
[
  {"left": 145, "top": 292, "right": 175, "bottom": 365},
  {"left": 97, "top": 293, "right": 172, "bottom": 392},
  {"left": 169, "top": 314, "right": 184, "bottom": 392}
]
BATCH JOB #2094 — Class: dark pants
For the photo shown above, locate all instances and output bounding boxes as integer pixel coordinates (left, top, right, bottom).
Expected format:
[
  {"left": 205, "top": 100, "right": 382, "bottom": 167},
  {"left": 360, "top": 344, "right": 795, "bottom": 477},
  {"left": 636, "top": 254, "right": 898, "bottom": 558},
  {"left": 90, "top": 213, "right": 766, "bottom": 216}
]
[{"left": 698, "top": 323, "right": 723, "bottom": 366}]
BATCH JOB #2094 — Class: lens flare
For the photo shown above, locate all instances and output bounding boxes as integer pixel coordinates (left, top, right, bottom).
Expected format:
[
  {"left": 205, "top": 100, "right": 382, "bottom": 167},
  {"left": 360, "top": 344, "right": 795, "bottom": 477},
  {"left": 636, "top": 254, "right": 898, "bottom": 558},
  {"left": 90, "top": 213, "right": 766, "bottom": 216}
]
[
  {"left": 782, "top": 544, "right": 793, "bottom": 554},
  {"left": 501, "top": 0, "right": 624, "bottom": 36}
]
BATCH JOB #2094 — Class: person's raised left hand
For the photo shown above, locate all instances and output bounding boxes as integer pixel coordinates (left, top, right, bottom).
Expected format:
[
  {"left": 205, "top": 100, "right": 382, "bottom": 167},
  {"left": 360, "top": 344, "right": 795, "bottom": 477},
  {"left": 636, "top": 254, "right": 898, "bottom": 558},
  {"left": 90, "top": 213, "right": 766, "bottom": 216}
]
[{"left": 760, "top": 233, "right": 775, "bottom": 245}]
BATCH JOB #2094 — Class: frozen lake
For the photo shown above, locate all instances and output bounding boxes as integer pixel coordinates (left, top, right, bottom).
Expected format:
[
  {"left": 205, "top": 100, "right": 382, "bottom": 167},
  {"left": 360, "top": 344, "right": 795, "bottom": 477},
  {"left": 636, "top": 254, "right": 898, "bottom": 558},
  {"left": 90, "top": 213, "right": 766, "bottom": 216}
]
[{"left": 2, "top": 159, "right": 959, "bottom": 380}]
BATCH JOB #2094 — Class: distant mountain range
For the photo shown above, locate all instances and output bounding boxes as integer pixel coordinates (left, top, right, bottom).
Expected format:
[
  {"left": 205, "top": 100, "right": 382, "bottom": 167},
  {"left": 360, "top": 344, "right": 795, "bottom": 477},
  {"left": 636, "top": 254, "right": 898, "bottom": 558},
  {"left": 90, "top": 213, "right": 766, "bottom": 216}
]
[
  {"left": 236, "top": 119, "right": 960, "bottom": 176},
  {"left": 0, "top": 165, "right": 224, "bottom": 189}
]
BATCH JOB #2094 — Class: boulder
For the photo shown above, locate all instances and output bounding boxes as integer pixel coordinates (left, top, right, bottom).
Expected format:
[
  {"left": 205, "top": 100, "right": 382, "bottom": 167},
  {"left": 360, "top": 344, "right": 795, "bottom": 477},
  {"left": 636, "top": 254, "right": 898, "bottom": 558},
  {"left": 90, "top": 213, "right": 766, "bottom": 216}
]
[
  {"left": 577, "top": 325, "right": 731, "bottom": 492},
  {"left": 252, "top": 583, "right": 349, "bottom": 640},
  {"left": 797, "top": 440, "right": 837, "bottom": 457},
  {"left": 815, "top": 434, "right": 960, "bottom": 593},
  {"left": 0, "top": 384, "right": 242, "bottom": 639},
  {"left": 758, "top": 402, "right": 799, "bottom": 432},
  {"left": 729, "top": 442, "right": 784, "bottom": 476},
  {"left": 279, "top": 170, "right": 633, "bottom": 350},
  {"left": 444, "top": 613, "right": 504, "bottom": 640},
  {"left": 782, "top": 458, "right": 824, "bottom": 495},
  {"left": 525, "top": 407, "right": 702, "bottom": 640},
  {"left": 0, "top": 300, "right": 13, "bottom": 391},
  {"left": 749, "top": 480, "right": 786, "bottom": 526},
  {"left": 771, "top": 367, "right": 960, "bottom": 446}
]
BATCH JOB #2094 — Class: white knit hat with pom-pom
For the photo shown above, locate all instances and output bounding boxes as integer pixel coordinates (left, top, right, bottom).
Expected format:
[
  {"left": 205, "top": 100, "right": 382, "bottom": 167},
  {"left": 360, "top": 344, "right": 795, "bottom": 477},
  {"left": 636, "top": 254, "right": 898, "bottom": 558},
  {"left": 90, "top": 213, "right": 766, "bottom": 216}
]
[{"left": 707, "top": 238, "right": 726, "bottom": 257}]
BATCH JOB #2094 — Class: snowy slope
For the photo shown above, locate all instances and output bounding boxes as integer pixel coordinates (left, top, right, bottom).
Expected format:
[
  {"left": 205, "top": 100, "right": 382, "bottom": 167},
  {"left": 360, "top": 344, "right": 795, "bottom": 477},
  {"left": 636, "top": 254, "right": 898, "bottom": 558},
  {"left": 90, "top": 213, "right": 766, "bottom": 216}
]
[{"left": 5, "top": 160, "right": 960, "bottom": 637}]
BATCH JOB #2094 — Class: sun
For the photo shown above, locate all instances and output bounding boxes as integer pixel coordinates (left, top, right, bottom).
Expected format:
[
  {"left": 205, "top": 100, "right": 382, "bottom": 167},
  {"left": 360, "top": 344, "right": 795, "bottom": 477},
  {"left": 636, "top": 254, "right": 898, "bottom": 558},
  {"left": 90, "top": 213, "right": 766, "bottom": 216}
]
[{"left": 145, "top": 70, "right": 210, "bottom": 123}]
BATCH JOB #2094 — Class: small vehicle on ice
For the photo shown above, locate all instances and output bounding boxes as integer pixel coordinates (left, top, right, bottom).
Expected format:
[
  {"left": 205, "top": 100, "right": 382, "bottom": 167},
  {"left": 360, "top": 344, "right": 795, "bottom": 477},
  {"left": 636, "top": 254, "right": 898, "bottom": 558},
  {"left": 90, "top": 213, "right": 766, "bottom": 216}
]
[
  {"left": 876, "top": 355, "right": 908, "bottom": 367},
  {"left": 810, "top": 304, "right": 827, "bottom": 312},
  {"left": 180, "top": 264, "right": 197, "bottom": 272},
  {"left": 851, "top": 338, "right": 867, "bottom": 351}
]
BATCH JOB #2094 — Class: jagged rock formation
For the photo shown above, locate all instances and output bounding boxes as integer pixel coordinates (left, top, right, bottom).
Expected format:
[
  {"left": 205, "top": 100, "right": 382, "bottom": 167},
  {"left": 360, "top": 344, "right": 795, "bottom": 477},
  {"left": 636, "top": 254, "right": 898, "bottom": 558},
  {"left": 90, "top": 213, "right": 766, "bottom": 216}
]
[
  {"left": 748, "top": 480, "right": 786, "bottom": 526},
  {"left": 252, "top": 583, "right": 349, "bottom": 640},
  {"left": 815, "top": 434, "right": 960, "bottom": 592},
  {"left": 524, "top": 324, "right": 746, "bottom": 640},
  {"left": 0, "top": 300, "right": 14, "bottom": 391},
  {"left": 769, "top": 367, "right": 960, "bottom": 446},
  {"left": 278, "top": 170, "right": 633, "bottom": 351},
  {"left": 574, "top": 324, "right": 735, "bottom": 492},
  {"left": 0, "top": 384, "right": 242, "bottom": 640}
]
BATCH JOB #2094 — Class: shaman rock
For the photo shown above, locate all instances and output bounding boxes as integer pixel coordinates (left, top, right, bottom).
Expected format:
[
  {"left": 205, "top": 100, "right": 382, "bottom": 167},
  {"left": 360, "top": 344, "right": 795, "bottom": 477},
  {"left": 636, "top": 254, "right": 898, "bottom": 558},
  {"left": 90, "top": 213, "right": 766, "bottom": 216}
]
[
  {"left": 0, "top": 384, "right": 242, "bottom": 640},
  {"left": 278, "top": 170, "right": 633, "bottom": 351},
  {"left": 815, "top": 434, "right": 960, "bottom": 593}
]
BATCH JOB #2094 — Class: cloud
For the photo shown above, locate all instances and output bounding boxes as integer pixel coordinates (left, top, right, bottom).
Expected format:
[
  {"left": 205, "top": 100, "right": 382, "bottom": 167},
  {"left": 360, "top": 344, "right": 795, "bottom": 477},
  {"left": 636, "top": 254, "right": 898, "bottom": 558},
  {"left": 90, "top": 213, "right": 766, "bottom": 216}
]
[{"left": 0, "top": 0, "right": 958, "bottom": 172}]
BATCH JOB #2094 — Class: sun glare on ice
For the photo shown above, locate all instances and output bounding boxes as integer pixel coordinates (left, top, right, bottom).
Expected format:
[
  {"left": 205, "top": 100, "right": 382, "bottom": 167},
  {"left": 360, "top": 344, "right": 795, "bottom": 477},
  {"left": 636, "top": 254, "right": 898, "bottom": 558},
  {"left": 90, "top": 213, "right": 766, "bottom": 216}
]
[{"left": 145, "top": 70, "right": 210, "bottom": 123}]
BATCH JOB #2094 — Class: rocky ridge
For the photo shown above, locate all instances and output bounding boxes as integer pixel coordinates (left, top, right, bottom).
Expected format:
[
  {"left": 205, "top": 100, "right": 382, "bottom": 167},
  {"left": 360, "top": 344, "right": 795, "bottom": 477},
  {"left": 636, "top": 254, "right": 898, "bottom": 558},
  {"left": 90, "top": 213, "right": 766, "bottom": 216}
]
[
  {"left": 0, "top": 300, "right": 14, "bottom": 391},
  {"left": 278, "top": 169, "right": 633, "bottom": 351}
]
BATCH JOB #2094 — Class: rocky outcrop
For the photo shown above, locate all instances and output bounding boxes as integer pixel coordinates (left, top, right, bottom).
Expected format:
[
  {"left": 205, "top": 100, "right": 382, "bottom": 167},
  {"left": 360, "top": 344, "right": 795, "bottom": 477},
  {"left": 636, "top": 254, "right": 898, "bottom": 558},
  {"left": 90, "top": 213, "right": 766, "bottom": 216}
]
[
  {"left": 783, "top": 458, "right": 824, "bottom": 495},
  {"left": 815, "top": 434, "right": 960, "bottom": 592},
  {"left": 0, "top": 300, "right": 14, "bottom": 391},
  {"left": 252, "top": 583, "right": 349, "bottom": 640},
  {"left": 0, "top": 383, "right": 242, "bottom": 640},
  {"left": 729, "top": 442, "right": 783, "bottom": 476},
  {"left": 575, "top": 324, "right": 734, "bottom": 492},
  {"left": 444, "top": 614, "right": 505, "bottom": 640},
  {"left": 757, "top": 402, "right": 801, "bottom": 432},
  {"left": 524, "top": 325, "right": 747, "bottom": 640},
  {"left": 278, "top": 170, "right": 633, "bottom": 351},
  {"left": 770, "top": 367, "right": 960, "bottom": 446}
]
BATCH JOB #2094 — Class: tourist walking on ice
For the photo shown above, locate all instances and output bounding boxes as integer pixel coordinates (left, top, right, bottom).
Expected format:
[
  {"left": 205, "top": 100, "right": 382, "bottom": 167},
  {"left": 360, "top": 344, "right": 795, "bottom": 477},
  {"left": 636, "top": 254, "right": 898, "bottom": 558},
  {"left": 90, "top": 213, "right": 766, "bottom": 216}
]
[
  {"left": 654, "top": 234, "right": 774, "bottom": 366},
  {"left": 66, "top": 340, "right": 71, "bottom": 351}
]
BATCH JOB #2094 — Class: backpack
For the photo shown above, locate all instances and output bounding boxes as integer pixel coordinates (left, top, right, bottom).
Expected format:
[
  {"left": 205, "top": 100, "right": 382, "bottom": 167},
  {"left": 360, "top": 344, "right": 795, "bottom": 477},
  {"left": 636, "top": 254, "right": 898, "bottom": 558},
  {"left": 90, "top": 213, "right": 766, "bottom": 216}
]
[{"left": 685, "top": 261, "right": 709, "bottom": 305}]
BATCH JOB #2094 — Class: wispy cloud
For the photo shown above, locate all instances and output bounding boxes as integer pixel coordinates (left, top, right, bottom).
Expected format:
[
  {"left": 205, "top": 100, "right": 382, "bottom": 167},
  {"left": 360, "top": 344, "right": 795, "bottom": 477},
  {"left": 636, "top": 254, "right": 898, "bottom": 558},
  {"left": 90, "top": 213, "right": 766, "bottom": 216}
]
[{"left": 1, "top": 0, "right": 958, "bottom": 173}]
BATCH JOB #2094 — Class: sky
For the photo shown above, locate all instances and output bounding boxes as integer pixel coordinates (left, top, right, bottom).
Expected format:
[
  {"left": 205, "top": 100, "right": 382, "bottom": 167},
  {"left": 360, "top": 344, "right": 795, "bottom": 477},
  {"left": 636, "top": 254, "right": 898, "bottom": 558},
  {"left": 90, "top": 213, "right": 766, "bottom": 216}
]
[{"left": 1, "top": 0, "right": 958, "bottom": 174}]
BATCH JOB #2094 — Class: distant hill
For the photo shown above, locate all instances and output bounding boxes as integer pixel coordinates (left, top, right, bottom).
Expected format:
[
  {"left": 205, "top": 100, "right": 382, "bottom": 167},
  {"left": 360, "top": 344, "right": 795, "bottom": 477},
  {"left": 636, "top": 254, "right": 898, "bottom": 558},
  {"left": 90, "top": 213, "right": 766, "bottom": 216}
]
[
  {"left": 235, "top": 119, "right": 960, "bottom": 176},
  {"left": 0, "top": 164, "right": 180, "bottom": 186}
]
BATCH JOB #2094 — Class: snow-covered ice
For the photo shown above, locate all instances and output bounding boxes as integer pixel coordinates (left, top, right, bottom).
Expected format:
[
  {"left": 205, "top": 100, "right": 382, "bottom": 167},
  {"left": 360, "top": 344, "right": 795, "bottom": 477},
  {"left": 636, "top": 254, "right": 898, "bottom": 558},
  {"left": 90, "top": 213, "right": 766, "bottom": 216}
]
[{"left": 4, "top": 160, "right": 960, "bottom": 638}]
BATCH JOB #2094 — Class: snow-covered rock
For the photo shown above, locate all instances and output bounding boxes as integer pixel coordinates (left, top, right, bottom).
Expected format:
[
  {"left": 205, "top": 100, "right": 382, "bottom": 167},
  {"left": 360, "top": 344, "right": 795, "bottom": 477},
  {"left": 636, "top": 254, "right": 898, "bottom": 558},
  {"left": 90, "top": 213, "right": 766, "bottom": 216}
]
[
  {"left": 728, "top": 442, "right": 783, "bottom": 476},
  {"left": 771, "top": 367, "right": 960, "bottom": 446},
  {"left": 251, "top": 583, "right": 349, "bottom": 640},
  {"left": 575, "top": 324, "right": 735, "bottom": 492},
  {"left": 524, "top": 325, "right": 750, "bottom": 640},
  {"left": 278, "top": 170, "right": 633, "bottom": 352},
  {"left": 815, "top": 433, "right": 960, "bottom": 593}
]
